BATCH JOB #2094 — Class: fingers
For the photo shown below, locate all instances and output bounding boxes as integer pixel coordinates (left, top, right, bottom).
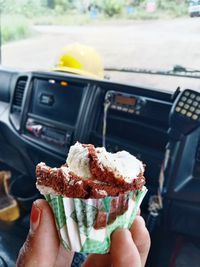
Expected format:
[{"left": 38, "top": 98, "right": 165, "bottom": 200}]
[
  {"left": 16, "top": 199, "right": 149, "bottom": 267},
  {"left": 130, "top": 216, "right": 151, "bottom": 267},
  {"left": 16, "top": 199, "right": 60, "bottom": 267},
  {"left": 54, "top": 244, "right": 74, "bottom": 267},
  {"left": 110, "top": 229, "right": 142, "bottom": 267},
  {"left": 82, "top": 254, "right": 111, "bottom": 267},
  {"left": 83, "top": 216, "right": 150, "bottom": 267},
  {"left": 84, "top": 229, "right": 142, "bottom": 267}
]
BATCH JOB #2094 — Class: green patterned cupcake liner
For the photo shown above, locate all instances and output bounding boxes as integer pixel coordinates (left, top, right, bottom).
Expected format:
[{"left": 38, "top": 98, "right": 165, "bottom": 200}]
[{"left": 45, "top": 186, "right": 147, "bottom": 254}]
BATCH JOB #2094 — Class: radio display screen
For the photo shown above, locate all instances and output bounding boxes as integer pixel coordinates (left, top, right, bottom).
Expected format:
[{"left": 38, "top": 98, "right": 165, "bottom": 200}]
[
  {"left": 30, "top": 78, "right": 84, "bottom": 126},
  {"left": 115, "top": 95, "right": 136, "bottom": 106}
]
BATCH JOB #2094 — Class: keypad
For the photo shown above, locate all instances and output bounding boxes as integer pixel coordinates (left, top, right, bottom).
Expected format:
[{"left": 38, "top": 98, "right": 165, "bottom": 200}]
[
  {"left": 192, "top": 114, "right": 198, "bottom": 120},
  {"left": 176, "top": 107, "right": 181, "bottom": 112},
  {"left": 181, "top": 109, "right": 186, "bottom": 115},
  {"left": 176, "top": 90, "right": 200, "bottom": 121},
  {"left": 187, "top": 99, "right": 192, "bottom": 104},
  {"left": 128, "top": 109, "right": 134, "bottom": 114},
  {"left": 179, "top": 102, "right": 184, "bottom": 107},
  {"left": 184, "top": 91, "right": 190, "bottom": 96},
  {"left": 186, "top": 111, "right": 192, "bottom": 117}
]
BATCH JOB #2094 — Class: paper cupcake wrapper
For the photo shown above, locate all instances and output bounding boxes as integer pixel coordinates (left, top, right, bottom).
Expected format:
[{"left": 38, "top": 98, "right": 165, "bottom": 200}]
[{"left": 45, "top": 186, "right": 147, "bottom": 254}]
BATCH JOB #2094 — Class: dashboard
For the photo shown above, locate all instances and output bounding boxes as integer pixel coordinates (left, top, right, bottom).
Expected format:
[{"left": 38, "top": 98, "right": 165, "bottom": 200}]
[
  {"left": 1, "top": 70, "right": 172, "bottom": 196},
  {"left": 0, "top": 67, "right": 200, "bottom": 267}
]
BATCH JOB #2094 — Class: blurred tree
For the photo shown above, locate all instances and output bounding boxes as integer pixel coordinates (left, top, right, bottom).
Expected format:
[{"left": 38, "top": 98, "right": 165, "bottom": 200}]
[
  {"left": 101, "top": 0, "right": 124, "bottom": 16},
  {"left": 47, "top": 0, "right": 55, "bottom": 9},
  {"left": 54, "top": 0, "right": 74, "bottom": 11}
]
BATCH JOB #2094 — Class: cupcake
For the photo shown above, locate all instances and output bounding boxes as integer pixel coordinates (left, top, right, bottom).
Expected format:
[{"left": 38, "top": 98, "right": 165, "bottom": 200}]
[{"left": 36, "top": 142, "right": 147, "bottom": 254}]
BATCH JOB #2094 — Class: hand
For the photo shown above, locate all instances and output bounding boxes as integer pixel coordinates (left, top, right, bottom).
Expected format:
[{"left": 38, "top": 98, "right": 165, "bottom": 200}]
[{"left": 16, "top": 199, "right": 150, "bottom": 267}]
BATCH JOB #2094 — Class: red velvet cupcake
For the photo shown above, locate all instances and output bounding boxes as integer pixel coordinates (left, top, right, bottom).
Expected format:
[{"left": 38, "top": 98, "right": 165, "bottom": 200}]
[{"left": 36, "top": 142, "right": 147, "bottom": 253}]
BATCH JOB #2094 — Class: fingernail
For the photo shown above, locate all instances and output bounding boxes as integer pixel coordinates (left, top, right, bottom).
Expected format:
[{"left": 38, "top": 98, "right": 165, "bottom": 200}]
[{"left": 30, "top": 202, "right": 41, "bottom": 232}]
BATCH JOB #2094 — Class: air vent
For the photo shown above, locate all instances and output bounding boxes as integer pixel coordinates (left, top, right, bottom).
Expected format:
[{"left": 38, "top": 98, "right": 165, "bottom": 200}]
[{"left": 12, "top": 77, "right": 27, "bottom": 108}]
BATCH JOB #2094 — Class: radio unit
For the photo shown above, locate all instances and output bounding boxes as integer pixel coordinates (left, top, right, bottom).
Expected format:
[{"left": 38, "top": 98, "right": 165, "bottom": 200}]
[
  {"left": 105, "top": 90, "right": 146, "bottom": 115},
  {"left": 25, "top": 118, "right": 72, "bottom": 148}
]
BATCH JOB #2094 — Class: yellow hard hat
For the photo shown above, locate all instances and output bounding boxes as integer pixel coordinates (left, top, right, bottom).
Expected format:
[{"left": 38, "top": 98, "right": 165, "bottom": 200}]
[{"left": 54, "top": 43, "right": 104, "bottom": 79}]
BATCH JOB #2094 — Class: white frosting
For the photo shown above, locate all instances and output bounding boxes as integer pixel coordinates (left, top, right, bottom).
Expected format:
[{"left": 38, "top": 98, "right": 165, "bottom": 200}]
[
  {"left": 60, "top": 166, "right": 70, "bottom": 182},
  {"left": 66, "top": 142, "right": 92, "bottom": 179},
  {"left": 66, "top": 142, "right": 143, "bottom": 183},
  {"left": 96, "top": 147, "right": 144, "bottom": 183}
]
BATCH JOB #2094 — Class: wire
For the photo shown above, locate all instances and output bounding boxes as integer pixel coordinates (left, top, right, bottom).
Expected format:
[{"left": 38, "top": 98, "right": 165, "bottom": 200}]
[
  {"left": 148, "top": 147, "right": 170, "bottom": 225},
  {"left": 102, "top": 98, "right": 111, "bottom": 148}
]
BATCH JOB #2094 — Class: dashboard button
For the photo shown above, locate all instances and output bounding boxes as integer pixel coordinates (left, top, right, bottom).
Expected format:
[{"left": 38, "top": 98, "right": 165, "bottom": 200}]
[
  {"left": 190, "top": 93, "right": 196, "bottom": 99},
  {"left": 186, "top": 111, "right": 192, "bottom": 117},
  {"left": 181, "top": 109, "right": 186, "bottom": 115},
  {"left": 176, "top": 107, "right": 181, "bottom": 112},
  {"left": 184, "top": 104, "right": 189, "bottom": 109},
  {"left": 26, "top": 124, "right": 42, "bottom": 137},
  {"left": 40, "top": 94, "right": 54, "bottom": 106},
  {"left": 178, "top": 102, "right": 184, "bottom": 107},
  {"left": 181, "top": 96, "right": 187, "bottom": 102},
  {"left": 184, "top": 91, "right": 190, "bottom": 96},
  {"left": 111, "top": 105, "right": 116, "bottom": 109},
  {"left": 193, "top": 101, "right": 198, "bottom": 107},
  {"left": 195, "top": 109, "right": 200, "bottom": 115},
  {"left": 187, "top": 99, "right": 192, "bottom": 104},
  {"left": 190, "top": 106, "right": 195, "bottom": 112},
  {"left": 196, "top": 96, "right": 200, "bottom": 101},
  {"left": 192, "top": 114, "right": 198, "bottom": 120}
]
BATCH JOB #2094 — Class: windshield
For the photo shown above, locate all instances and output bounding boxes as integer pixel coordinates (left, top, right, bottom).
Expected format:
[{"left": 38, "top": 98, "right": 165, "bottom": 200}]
[{"left": 1, "top": 0, "right": 200, "bottom": 91}]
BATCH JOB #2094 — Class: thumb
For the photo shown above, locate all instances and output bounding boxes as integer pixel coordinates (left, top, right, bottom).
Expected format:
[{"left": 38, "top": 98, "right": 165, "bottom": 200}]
[
  {"left": 110, "top": 229, "right": 141, "bottom": 267},
  {"left": 16, "top": 199, "right": 60, "bottom": 267}
]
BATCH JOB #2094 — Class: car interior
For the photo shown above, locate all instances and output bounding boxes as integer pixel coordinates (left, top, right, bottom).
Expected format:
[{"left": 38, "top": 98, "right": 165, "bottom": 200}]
[{"left": 0, "top": 65, "right": 200, "bottom": 266}]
